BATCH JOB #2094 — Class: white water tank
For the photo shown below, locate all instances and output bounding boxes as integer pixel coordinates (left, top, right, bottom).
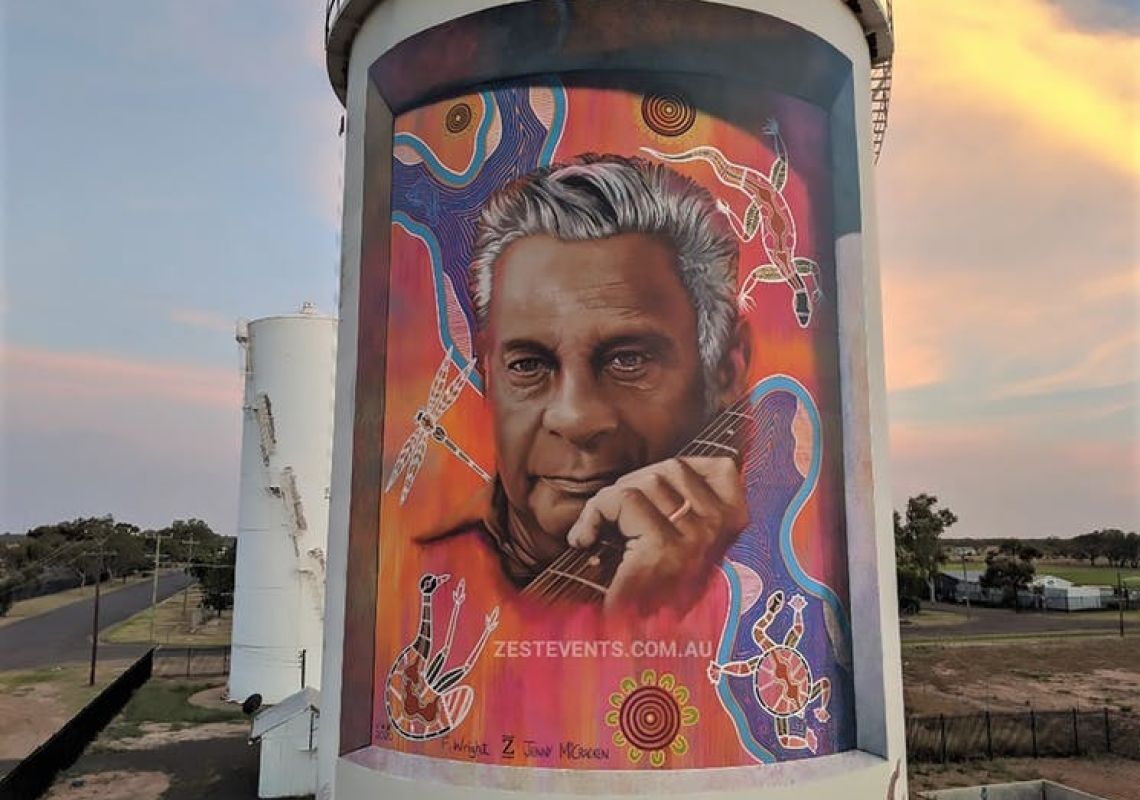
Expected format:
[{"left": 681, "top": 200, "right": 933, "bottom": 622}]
[{"left": 230, "top": 304, "right": 337, "bottom": 703}]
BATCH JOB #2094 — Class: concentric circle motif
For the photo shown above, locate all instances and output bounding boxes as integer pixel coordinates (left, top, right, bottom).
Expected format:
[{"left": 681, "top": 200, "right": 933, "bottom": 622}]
[
  {"left": 755, "top": 646, "right": 812, "bottom": 718},
  {"left": 618, "top": 685, "right": 682, "bottom": 751},
  {"left": 444, "top": 102, "right": 473, "bottom": 134},
  {"left": 641, "top": 92, "right": 696, "bottom": 137}
]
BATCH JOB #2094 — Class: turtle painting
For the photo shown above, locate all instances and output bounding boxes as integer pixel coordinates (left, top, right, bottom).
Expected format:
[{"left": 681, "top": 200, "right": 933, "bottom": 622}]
[{"left": 707, "top": 590, "right": 831, "bottom": 753}]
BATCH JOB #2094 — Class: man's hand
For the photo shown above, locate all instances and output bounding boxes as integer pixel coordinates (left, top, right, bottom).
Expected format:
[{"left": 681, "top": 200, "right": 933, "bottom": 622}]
[{"left": 565, "top": 456, "right": 747, "bottom": 615}]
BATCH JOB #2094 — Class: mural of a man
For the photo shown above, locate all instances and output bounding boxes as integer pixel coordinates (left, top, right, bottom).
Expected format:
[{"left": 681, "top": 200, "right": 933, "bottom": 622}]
[{"left": 423, "top": 154, "right": 752, "bottom": 616}]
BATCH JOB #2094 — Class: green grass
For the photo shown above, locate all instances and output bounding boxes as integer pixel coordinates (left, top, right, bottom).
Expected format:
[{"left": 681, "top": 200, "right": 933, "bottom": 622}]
[
  {"left": 953, "top": 560, "right": 1140, "bottom": 586},
  {"left": 101, "top": 584, "right": 231, "bottom": 646},
  {"left": 1039, "top": 564, "right": 1140, "bottom": 586},
  {"left": 105, "top": 679, "right": 245, "bottom": 739}
]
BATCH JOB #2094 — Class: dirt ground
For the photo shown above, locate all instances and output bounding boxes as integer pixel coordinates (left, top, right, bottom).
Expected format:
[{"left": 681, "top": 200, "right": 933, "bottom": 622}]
[
  {"left": 97, "top": 722, "right": 249, "bottom": 751},
  {"left": 903, "top": 636, "right": 1140, "bottom": 716},
  {"left": 45, "top": 770, "right": 170, "bottom": 800},
  {"left": 0, "top": 662, "right": 129, "bottom": 761},
  {"left": 910, "top": 756, "right": 1140, "bottom": 800},
  {"left": 905, "top": 636, "right": 1140, "bottom": 799},
  {"left": 0, "top": 681, "right": 69, "bottom": 760}
]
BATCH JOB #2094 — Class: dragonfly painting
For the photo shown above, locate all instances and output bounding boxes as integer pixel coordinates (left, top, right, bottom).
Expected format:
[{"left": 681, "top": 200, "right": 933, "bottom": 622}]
[{"left": 384, "top": 349, "right": 492, "bottom": 505}]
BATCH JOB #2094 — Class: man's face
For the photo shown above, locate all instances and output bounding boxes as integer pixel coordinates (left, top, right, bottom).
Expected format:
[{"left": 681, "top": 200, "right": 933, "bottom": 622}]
[{"left": 483, "top": 233, "right": 708, "bottom": 554}]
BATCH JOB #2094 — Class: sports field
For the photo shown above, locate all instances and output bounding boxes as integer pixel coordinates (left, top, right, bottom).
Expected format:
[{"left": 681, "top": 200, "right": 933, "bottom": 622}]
[{"left": 956, "top": 561, "right": 1140, "bottom": 587}]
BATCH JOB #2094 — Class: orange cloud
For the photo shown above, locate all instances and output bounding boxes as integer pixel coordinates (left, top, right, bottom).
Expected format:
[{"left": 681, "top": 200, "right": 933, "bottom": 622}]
[
  {"left": 897, "top": 0, "right": 1139, "bottom": 179},
  {"left": 880, "top": 271, "right": 950, "bottom": 391},
  {"left": 2, "top": 345, "right": 241, "bottom": 415}
]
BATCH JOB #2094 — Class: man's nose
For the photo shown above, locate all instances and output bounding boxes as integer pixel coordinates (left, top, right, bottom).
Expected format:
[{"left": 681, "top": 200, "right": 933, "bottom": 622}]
[{"left": 541, "top": 371, "right": 618, "bottom": 447}]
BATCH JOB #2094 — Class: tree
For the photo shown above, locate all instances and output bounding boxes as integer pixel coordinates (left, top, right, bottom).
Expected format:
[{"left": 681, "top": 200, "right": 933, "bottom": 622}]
[
  {"left": 980, "top": 540, "right": 1037, "bottom": 608},
  {"left": 1069, "top": 531, "right": 1107, "bottom": 566},
  {"left": 189, "top": 544, "right": 236, "bottom": 616},
  {"left": 156, "top": 519, "right": 227, "bottom": 566},
  {"left": 895, "top": 494, "right": 959, "bottom": 603},
  {"left": 0, "top": 579, "right": 15, "bottom": 617}
]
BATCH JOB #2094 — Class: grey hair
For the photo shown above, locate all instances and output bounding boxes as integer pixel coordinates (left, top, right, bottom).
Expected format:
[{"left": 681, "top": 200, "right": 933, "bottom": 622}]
[{"left": 469, "top": 154, "right": 739, "bottom": 397}]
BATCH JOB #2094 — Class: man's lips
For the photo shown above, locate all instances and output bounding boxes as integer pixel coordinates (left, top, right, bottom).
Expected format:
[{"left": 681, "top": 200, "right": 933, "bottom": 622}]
[{"left": 538, "top": 474, "right": 620, "bottom": 496}]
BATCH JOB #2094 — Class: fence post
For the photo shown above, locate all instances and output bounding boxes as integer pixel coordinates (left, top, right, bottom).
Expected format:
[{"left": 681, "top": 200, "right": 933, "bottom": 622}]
[
  {"left": 224, "top": 647, "right": 229, "bottom": 674},
  {"left": 1030, "top": 710, "right": 1038, "bottom": 759},
  {"left": 1071, "top": 708, "right": 1079, "bottom": 755},
  {"left": 1104, "top": 707, "right": 1111, "bottom": 753},
  {"left": 186, "top": 647, "right": 192, "bottom": 678},
  {"left": 939, "top": 714, "right": 947, "bottom": 764},
  {"left": 985, "top": 711, "right": 993, "bottom": 759}
]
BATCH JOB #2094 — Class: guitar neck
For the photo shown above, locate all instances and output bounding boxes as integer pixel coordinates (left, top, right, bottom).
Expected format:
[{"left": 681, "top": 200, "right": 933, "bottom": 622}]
[{"left": 521, "top": 395, "right": 753, "bottom": 604}]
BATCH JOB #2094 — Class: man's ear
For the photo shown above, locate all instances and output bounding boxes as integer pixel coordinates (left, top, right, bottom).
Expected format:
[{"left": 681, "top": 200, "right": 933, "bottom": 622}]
[
  {"left": 715, "top": 321, "right": 752, "bottom": 405},
  {"left": 474, "top": 330, "right": 490, "bottom": 387}
]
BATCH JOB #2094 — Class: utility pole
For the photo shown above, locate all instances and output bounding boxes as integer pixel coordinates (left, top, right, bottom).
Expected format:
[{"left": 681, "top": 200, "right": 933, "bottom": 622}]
[
  {"left": 961, "top": 553, "right": 971, "bottom": 619},
  {"left": 300, "top": 649, "right": 307, "bottom": 689},
  {"left": 150, "top": 532, "right": 165, "bottom": 644},
  {"left": 1119, "top": 571, "right": 1125, "bottom": 638},
  {"left": 89, "top": 548, "right": 108, "bottom": 686},
  {"left": 181, "top": 534, "right": 197, "bottom": 627}
]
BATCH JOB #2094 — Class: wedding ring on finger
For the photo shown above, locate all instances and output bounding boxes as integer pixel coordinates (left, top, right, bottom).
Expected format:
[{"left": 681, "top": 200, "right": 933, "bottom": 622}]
[{"left": 667, "top": 497, "right": 693, "bottom": 524}]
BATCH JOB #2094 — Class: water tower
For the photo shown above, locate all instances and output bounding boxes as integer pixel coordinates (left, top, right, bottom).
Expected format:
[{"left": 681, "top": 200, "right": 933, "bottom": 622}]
[
  {"left": 230, "top": 303, "right": 337, "bottom": 704},
  {"left": 320, "top": 2, "right": 900, "bottom": 798}
]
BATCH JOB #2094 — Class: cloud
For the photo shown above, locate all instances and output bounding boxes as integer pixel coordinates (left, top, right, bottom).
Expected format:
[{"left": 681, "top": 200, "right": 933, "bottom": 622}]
[
  {"left": 890, "top": 419, "right": 1138, "bottom": 537},
  {"left": 2, "top": 345, "right": 241, "bottom": 417},
  {"left": 1, "top": 345, "right": 243, "bottom": 532},
  {"left": 896, "top": 0, "right": 1139, "bottom": 180},
  {"left": 879, "top": 0, "right": 1138, "bottom": 405},
  {"left": 998, "top": 328, "right": 1140, "bottom": 397},
  {"left": 170, "top": 308, "right": 237, "bottom": 334},
  {"left": 876, "top": 0, "right": 1139, "bottom": 538}
]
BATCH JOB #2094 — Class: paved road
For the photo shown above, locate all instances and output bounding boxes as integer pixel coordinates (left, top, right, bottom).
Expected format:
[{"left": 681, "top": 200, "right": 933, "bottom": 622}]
[
  {"left": 0, "top": 573, "right": 192, "bottom": 671},
  {"left": 901, "top": 601, "right": 1129, "bottom": 640}
]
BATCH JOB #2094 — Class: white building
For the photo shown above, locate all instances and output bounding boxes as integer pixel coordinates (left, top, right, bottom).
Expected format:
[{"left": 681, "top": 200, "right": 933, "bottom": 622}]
[
  {"left": 251, "top": 687, "right": 320, "bottom": 799},
  {"left": 1043, "top": 586, "right": 1102, "bottom": 612},
  {"left": 230, "top": 305, "right": 337, "bottom": 704}
]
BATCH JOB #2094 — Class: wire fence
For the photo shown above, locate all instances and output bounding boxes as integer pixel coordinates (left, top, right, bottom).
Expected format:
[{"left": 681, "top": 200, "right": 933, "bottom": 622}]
[
  {"left": 152, "top": 645, "right": 231, "bottom": 679},
  {"left": 907, "top": 708, "right": 1140, "bottom": 763}
]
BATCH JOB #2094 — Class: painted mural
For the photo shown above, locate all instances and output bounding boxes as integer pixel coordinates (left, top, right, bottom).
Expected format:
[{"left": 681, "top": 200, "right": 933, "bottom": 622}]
[{"left": 366, "top": 78, "right": 855, "bottom": 771}]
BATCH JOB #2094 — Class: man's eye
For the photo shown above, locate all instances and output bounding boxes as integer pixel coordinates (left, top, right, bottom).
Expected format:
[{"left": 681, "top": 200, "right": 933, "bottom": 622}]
[
  {"left": 607, "top": 351, "right": 649, "bottom": 374},
  {"left": 507, "top": 357, "right": 549, "bottom": 376}
]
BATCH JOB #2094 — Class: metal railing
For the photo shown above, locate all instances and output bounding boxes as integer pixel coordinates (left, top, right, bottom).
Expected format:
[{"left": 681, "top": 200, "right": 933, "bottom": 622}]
[
  {"left": 907, "top": 708, "right": 1140, "bottom": 763},
  {"left": 323, "top": 0, "right": 896, "bottom": 160}
]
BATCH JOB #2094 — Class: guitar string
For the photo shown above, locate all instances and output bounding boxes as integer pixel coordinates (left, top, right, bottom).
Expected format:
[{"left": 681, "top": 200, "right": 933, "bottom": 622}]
[
  {"left": 525, "top": 396, "right": 755, "bottom": 602},
  {"left": 527, "top": 395, "right": 756, "bottom": 602},
  {"left": 523, "top": 395, "right": 756, "bottom": 602}
]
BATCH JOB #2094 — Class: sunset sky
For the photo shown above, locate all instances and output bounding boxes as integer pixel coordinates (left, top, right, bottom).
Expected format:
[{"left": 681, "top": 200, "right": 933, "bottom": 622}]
[{"left": 2, "top": 0, "right": 1136, "bottom": 540}]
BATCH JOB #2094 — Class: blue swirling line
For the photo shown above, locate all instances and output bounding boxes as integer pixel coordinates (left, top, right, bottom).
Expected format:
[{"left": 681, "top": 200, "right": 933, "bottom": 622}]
[
  {"left": 391, "top": 85, "right": 567, "bottom": 187},
  {"left": 714, "top": 374, "right": 851, "bottom": 763},
  {"left": 392, "top": 84, "right": 566, "bottom": 386},
  {"left": 538, "top": 83, "right": 567, "bottom": 165},
  {"left": 392, "top": 92, "right": 496, "bottom": 187},
  {"left": 764, "top": 375, "right": 848, "bottom": 633},
  {"left": 392, "top": 210, "right": 483, "bottom": 393}
]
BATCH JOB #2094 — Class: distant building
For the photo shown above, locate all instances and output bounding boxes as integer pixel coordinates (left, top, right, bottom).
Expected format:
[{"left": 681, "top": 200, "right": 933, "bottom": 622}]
[
  {"left": 1029, "top": 574, "right": 1073, "bottom": 591},
  {"left": 1042, "top": 586, "right": 1102, "bottom": 612},
  {"left": 935, "top": 570, "right": 1002, "bottom": 604}
]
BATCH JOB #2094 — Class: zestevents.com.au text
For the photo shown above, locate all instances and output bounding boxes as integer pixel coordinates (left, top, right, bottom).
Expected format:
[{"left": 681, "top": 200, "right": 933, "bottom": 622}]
[{"left": 492, "top": 639, "right": 715, "bottom": 659}]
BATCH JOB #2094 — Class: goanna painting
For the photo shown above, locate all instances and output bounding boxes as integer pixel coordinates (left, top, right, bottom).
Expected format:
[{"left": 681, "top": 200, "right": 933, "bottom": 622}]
[{"left": 371, "top": 77, "right": 856, "bottom": 770}]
